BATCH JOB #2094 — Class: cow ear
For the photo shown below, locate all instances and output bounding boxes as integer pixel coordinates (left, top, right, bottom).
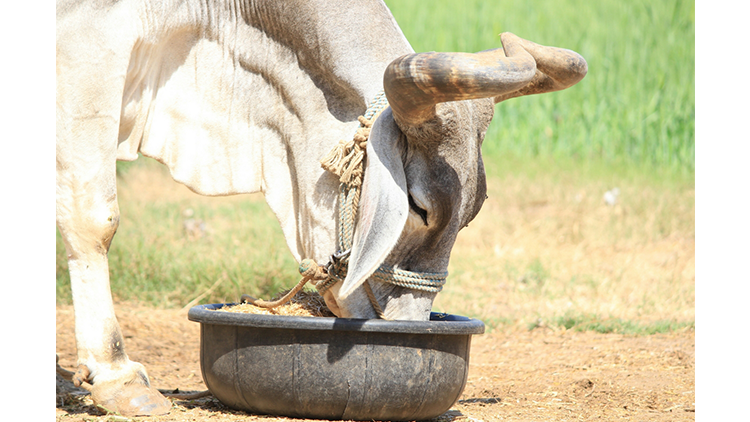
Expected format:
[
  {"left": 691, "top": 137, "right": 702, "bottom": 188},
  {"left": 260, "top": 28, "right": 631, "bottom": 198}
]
[{"left": 338, "top": 108, "right": 409, "bottom": 299}]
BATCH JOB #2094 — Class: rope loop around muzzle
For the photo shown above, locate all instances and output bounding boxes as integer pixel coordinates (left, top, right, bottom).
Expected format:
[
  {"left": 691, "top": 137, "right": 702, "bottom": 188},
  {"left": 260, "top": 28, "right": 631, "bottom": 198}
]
[{"left": 371, "top": 266, "right": 448, "bottom": 293}]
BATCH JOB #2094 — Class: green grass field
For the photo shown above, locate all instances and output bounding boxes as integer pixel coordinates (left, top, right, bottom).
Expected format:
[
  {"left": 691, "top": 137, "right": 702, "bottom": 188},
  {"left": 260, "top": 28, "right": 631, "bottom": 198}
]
[
  {"left": 387, "top": 0, "right": 695, "bottom": 173},
  {"left": 56, "top": 0, "right": 695, "bottom": 333}
]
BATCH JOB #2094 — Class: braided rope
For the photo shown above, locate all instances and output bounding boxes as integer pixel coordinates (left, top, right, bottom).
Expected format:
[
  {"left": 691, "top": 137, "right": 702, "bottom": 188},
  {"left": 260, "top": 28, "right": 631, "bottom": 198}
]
[
  {"left": 371, "top": 266, "right": 447, "bottom": 293},
  {"left": 321, "top": 264, "right": 447, "bottom": 294}
]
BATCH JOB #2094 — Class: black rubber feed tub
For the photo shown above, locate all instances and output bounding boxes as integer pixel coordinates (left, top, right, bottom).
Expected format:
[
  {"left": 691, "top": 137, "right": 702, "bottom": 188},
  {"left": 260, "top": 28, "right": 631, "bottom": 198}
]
[{"left": 188, "top": 303, "right": 485, "bottom": 421}]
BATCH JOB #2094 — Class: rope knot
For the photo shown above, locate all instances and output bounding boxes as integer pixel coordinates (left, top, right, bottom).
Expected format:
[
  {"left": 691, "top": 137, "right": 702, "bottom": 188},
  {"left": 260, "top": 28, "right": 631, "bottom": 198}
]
[
  {"left": 298, "top": 258, "right": 327, "bottom": 280},
  {"left": 320, "top": 94, "right": 387, "bottom": 188}
]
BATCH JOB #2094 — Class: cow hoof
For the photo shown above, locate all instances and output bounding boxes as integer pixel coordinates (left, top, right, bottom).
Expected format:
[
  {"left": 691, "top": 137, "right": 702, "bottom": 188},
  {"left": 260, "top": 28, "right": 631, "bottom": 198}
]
[{"left": 91, "top": 380, "right": 172, "bottom": 416}]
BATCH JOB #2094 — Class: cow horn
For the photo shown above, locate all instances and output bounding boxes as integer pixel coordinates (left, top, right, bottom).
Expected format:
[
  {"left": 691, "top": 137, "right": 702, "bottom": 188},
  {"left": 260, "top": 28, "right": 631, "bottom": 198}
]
[{"left": 383, "top": 32, "right": 587, "bottom": 127}]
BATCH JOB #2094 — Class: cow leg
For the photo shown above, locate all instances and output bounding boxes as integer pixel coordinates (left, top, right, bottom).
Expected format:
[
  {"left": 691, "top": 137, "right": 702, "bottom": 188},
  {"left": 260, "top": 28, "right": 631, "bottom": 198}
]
[{"left": 57, "top": 97, "right": 171, "bottom": 416}]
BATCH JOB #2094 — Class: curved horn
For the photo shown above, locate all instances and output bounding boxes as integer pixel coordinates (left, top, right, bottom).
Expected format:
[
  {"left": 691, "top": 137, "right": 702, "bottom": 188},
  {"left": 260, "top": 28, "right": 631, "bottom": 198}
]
[
  {"left": 383, "top": 32, "right": 587, "bottom": 127},
  {"left": 493, "top": 33, "right": 588, "bottom": 103}
]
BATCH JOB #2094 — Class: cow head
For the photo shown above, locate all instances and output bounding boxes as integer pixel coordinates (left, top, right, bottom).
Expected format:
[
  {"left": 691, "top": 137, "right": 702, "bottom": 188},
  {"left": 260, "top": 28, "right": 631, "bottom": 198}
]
[{"left": 323, "top": 33, "right": 587, "bottom": 320}]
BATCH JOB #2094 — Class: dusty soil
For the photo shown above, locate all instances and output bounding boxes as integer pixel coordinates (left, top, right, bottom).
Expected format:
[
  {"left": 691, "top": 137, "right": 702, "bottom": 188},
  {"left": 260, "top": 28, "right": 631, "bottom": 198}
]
[{"left": 56, "top": 305, "right": 695, "bottom": 421}]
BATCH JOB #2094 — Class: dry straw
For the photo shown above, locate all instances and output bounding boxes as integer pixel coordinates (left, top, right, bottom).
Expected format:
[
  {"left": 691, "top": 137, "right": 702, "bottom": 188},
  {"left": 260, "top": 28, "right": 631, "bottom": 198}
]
[{"left": 217, "top": 290, "right": 335, "bottom": 317}]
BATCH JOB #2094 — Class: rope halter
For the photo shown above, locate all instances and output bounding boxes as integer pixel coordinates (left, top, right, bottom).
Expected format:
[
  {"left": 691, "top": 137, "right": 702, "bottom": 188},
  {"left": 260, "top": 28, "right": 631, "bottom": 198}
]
[
  {"left": 243, "top": 91, "right": 447, "bottom": 318},
  {"left": 319, "top": 91, "right": 448, "bottom": 314}
]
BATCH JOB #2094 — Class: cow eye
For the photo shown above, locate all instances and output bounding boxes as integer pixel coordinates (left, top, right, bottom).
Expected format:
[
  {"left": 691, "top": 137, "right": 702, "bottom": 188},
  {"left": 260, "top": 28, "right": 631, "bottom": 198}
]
[{"left": 408, "top": 194, "right": 428, "bottom": 226}]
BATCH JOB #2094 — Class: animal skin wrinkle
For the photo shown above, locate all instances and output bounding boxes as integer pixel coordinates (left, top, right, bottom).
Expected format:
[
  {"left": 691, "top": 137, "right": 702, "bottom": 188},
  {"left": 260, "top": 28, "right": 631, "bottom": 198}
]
[
  {"left": 119, "top": 32, "right": 197, "bottom": 148},
  {"left": 122, "top": 41, "right": 155, "bottom": 107},
  {"left": 257, "top": 119, "right": 305, "bottom": 258},
  {"left": 242, "top": 0, "right": 365, "bottom": 122},
  {"left": 201, "top": 5, "right": 314, "bottom": 125},
  {"left": 70, "top": 113, "right": 119, "bottom": 123},
  {"left": 237, "top": 57, "right": 300, "bottom": 120}
]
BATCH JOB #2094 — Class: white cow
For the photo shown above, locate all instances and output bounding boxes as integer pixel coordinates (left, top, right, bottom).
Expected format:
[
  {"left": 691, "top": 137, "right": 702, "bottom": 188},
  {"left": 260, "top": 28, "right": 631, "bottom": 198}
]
[{"left": 57, "top": 0, "right": 586, "bottom": 415}]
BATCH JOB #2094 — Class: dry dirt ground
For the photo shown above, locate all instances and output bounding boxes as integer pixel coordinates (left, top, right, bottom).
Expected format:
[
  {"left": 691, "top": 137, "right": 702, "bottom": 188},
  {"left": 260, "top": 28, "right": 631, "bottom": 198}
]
[{"left": 56, "top": 305, "right": 694, "bottom": 422}]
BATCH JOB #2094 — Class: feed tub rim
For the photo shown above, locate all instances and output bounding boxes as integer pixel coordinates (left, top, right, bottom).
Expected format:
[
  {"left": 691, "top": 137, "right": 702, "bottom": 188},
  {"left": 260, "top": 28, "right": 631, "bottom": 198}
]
[{"left": 188, "top": 303, "right": 485, "bottom": 335}]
